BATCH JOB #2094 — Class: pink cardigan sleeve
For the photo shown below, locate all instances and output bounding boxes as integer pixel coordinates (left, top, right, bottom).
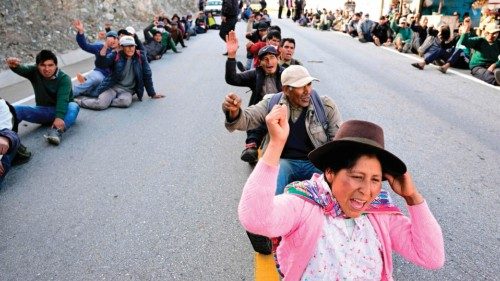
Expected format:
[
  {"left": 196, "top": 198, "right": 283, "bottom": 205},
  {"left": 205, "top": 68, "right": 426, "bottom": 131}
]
[
  {"left": 387, "top": 201, "right": 445, "bottom": 269},
  {"left": 238, "top": 161, "right": 306, "bottom": 238}
]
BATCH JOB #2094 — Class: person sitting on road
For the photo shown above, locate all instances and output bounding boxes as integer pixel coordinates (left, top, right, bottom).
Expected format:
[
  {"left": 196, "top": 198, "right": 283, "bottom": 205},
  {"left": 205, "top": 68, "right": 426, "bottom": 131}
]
[
  {"left": 347, "top": 13, "right": 361, "bottom": 37},
  {"left": 225, "top": 31, "right": 285, "bottom": 164},
  {"left": 165, "top": 18, "right": 187, "bottom": 49},
  {"left": 195, "top": 12, "right": 208, "bottom": 34},
  {"left": 207, "top": 12, "right": 221, "bottom": 30},
  {"left": 439, "top": 17, "right": 475, "bottom": 73},
  {"left": 223, "top": 65, "right": 342, "bottom": 194},
  {"left": 411, "top": 25, "right": 454, "bottom": 71},
  {"left": 152, "top": 18, "right": 181, "bottom": 53},
  {"left": 143, "top": 22, "right": 168, "bottom": 62},
  {"left": 0, "top": 98, "right": 21, "bottom": 185},
  {"left": 357, "top": 13, "right": 376, "bottom": 43},
  {"left": 77, "top": 36, "right": 165, "bottom": 110},
  {"left": 460, "top": 24, "right": 500, "bottom": 85},
  {"left": 371, "top": 15, "right": 392, "bottom": 46},
  {"left": 410, "top": 15, "right": 429, "bottom": 52},
  {"left": 278, "top": 38, "right": 302, "bottom": 68},
  {"left": 6, "top": 50, "right": 80, "bottom": 145},
  {"left": 238, "top": 119, "right": 445, "bottom": 280},
  {"left": 72, "top": 20, "right": 119, "bottom": 97},
  {"left": 391, "top": 14, "right": 413, "bottom": 53}
]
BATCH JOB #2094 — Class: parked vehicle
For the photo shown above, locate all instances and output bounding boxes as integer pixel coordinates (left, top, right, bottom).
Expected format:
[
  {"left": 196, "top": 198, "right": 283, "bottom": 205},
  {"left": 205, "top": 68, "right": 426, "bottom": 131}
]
[{"left": 204, "top": 0, "right": 222, "bottom": 15}]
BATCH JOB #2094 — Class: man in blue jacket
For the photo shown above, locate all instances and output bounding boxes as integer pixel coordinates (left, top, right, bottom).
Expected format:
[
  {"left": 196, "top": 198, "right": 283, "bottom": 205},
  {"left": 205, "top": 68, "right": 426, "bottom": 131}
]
[
  {"left": 72, "top": 19, "right": 119, "bottom": 97},
  {"left": 77, "top": 36, "right": 164, "bottom": 110}
]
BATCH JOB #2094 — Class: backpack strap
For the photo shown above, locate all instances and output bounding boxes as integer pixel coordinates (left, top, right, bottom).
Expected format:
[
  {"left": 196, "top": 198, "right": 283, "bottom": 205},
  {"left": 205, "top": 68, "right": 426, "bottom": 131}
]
[
  {"left": 266, "top": 92, "right": 284, "bottom": 113},
  {"left": 310, "top": 89, "right": 329, "bottom": 138}
]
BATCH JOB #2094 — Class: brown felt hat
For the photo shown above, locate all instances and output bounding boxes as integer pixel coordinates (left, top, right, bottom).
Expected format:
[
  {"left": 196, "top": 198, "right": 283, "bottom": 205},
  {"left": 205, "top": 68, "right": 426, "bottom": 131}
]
[{"left": 308, "top": 120, "right": 407, "bottom": 178}]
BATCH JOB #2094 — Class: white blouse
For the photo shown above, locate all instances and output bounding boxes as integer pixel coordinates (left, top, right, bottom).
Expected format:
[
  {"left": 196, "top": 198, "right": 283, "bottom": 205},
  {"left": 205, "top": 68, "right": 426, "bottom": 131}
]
[{"left": 300, "top": 214, "right": 383, "bottom": 281}]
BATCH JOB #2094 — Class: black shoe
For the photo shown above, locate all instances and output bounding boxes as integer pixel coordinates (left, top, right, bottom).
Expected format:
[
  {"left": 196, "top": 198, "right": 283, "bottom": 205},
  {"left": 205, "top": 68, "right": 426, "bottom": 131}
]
[
  {"left": 411, "top": 62, "right": 424, "bottom": 70},
  {"left": 236, "top": 61, "right": 247, "bottom": 72},
  {"left": 222, "top": 52, "right": 228, "bottom": 56},
  {"left": 240, "top": 143, "right": 258, "bottom": 164},
  {"left": 44, "top": 128, "right": 63, "bottom": 145},
  {"left": 11, "top": 143, "right": 32, "bottom": 166}
]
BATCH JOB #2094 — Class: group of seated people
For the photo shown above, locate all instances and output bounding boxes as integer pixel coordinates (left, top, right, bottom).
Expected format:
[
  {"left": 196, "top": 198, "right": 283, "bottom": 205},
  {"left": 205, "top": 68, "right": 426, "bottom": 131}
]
[
  {"left": 1, "top": 11, "right": 228, "bottom": 184},
  {"left": 293, "top": 6, "right": 500, "bottom": 86}
]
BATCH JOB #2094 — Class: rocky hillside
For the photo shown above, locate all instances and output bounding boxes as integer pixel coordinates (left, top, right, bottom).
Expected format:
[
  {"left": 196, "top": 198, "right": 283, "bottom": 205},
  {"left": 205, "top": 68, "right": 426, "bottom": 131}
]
[{"left": 0, "top": 0, "right": 196, "bottom": 69}]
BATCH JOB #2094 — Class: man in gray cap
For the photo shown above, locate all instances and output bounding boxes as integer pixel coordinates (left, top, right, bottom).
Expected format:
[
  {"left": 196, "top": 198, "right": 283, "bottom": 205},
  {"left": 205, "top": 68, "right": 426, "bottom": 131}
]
[
  {"left": 223, "top": 65, "right": 342, "bottom": 194},
  {"left": 72, "top": 19, "right": 120, "bottom": 97},
  {"left": 77, "top": 36, "right": 164, "bottom": 110},
  {"left": 225, "top": 31, "right": 285, "bottom": 163}
]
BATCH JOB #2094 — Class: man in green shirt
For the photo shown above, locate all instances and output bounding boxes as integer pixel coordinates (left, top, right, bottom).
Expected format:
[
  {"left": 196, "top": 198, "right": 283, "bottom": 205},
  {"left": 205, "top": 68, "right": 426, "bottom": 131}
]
[
  {"left": 461, "top": 23, "right": 500, "bottom": 85},
  {"left": 6, "top": 50, "right": 80, "bottom": 145}
]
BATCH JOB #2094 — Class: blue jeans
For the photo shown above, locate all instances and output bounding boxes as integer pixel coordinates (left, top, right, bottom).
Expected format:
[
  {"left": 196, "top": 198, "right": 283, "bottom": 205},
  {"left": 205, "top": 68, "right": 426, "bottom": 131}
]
[
  {"left": 14, "top": 102, "right": 80, "bottom": 130},
  {"left": 73, "top": 70, "right": 105, "bottom": 97},
  {"left": 276, "top": 159, "right": 322, "bottom": 195}
]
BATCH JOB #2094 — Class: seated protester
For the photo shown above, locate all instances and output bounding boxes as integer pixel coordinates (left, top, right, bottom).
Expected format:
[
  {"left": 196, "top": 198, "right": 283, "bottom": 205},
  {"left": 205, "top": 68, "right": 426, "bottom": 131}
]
[
  {"left": 439, "top": 17, "right": 475, "bottom": 73},
  {"left": 248, "top": 30, "right": 282, "bottom": 68},
  {"left": 411, "top": 25, "right": 454, "bottom": 70},
  {"left": 195, "top": 12, "right": 208, "bottom": 34},
  {"left": 311, "top": 13, "right": 321, "bottom": 29},
  {"left": 223, "top": 65, "right": 342, "bottom": 193},
  {"left": 461, "top": 24, "right": 500, "bottom": 85},
  {"left": 143, "top": 24, "right": 167, "bottom": 62},
  {"left": 72, "top": 19, "right": 119, "bottom": 97},
  {"left": 183, "top": 13, "right": 197, "bottom": 38},
  {"left": 298, "top": 13, "right": 309, "bottom": 27},
  {"left": 347, "top": 13, "right": 361, "bottom": 37},
  {"left": 207, "top": 12, "right": 220, "bottom": 30},
  {"left": 171, "top": 14, "right": 186, "bottom": 38},
  {"left": 331, "top": 10, "right": 344, "bottom": 31},
  {"left": 0, "top": 98, "right": 21, "bottom": 185},
  {"left": 242, "top": 21, "right": 268, "bottom": 71},
  {"left": 278, "top": 38, "right": 302, "bottom": 68},
  {"left": 371, "top": 15, "right": 392, "bottom": 46},
  {"left": 77, "top": 36, "right": 165, "bottom": 110},
  {"left": 165, "top": 19, "right": 187, "bottom": 48},
  {"left": 238, "top": 111, "right": 445, "bottom": 277},
  {"left": 391, "top": 15, "right": 413, "bottom": 53},
  {"left": 410, "top": 15, "right": 429, "bottom": 51},
  {"left": 6, "top": 50, "right": 80, "bottom": 145},
  {"left": 225, "top": 31, "right": 285, "bottom": 164},
  {"left": 357, "top": 13, "right": 376, "bottom": 43},
  {"left": 316, "top": 9, "right": 330, "bottom": 31},
  {"left": 152, "top": 20, "right": 181, "bottom": 53}
]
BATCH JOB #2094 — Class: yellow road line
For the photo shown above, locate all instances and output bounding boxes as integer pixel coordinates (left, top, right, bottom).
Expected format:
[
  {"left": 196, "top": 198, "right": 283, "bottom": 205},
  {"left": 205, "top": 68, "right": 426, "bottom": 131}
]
[{"left": 255, "top": 252, "right": 280, "bottom": 281}]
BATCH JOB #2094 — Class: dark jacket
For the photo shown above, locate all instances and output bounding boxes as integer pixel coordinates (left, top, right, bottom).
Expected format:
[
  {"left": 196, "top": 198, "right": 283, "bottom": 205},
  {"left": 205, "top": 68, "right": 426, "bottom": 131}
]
[
  {"left": 93, "top": 50, "right": 156, "bottom": 100},
  {"left": 372, "top": 22, "right": 392, "bottom": 43},
  {"left": 222, "top": 0, "right": 239, "bottom": 17},
  {"left": 76, "top": 33, "right": 113, "bottom": 76},
  {"left": 225, "top": 58, "right": 284, "bottom": 106}
]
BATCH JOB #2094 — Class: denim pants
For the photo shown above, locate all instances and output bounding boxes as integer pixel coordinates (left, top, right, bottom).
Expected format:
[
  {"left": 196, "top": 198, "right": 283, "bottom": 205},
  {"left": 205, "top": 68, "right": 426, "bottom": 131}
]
[
  {"left": 73, "top": 70, "right": 105, "bottom": 97},
  {"left": 276, "top": 159, "right": 322, "bottom": 195},
  {"left": 14, "top": 102, "right": 80, "bottom": 130}
]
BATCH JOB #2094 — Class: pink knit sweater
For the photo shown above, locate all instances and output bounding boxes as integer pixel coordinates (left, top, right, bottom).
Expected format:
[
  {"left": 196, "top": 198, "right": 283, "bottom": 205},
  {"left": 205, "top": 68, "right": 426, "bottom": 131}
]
[{"left": 238, "top": 162, "right": 445, "bottom": 281}]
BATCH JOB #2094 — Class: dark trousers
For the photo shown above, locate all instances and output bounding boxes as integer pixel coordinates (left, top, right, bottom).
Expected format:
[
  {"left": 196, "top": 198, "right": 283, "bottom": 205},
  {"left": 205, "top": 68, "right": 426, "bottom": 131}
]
[
  {"left": 219, "top": 16, "right": 238, "bottom": 42},
  {"left": 471, "top": 66, "right": 497, "bottom": 85},
  {"left": 447, "top": 49, "right": 469, "bottom": 69},
  {"left": 0, "top": 129, "right": 20, "bottom": 184},
  {"left": 278, "top": 5, "right": 284, "bottom": 18},
  {"left": 286, "top": 8, "right": 292, "bottom": 18},
  {"left": 423, "top": 46, "right": 451, "bottom": 64},
  {"left": 246, "top": 124, "right": 267, "bottom": 147}
]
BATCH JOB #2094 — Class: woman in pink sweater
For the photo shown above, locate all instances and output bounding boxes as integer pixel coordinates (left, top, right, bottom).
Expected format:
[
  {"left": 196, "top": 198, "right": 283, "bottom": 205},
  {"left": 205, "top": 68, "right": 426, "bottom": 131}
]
[{"left": 238, "top": 106, "right": 445, "bottom": 280}]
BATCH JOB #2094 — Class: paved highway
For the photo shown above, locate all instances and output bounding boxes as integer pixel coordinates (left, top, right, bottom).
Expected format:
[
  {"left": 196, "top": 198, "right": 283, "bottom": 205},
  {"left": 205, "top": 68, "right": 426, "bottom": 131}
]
[{"left": 0, "top": 17, "right": 499, "bottom": 280}]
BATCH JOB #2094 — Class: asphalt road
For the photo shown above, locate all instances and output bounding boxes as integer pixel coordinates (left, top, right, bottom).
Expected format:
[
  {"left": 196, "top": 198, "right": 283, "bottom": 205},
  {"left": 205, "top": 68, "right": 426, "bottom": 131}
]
[{"left": 0, "top": 17, "right": 499, "bottom": 280}]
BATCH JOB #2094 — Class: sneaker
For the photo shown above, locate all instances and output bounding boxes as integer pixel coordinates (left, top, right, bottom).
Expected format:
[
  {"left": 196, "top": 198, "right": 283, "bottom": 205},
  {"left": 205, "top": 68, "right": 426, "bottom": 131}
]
[
  {"left": 495, "top": 69, "right": 500, "bottom": 85},
  {"left": 44, "top": 128, "right": 63, "bottom": 145},
  {"left": 11, "top": 143, "right": 32, "bottom": 166},
  {"left": 240, "top": 142, "right": 258, "bottom": 164},
  {"left": 236, "top": 61, "right": 247, "bottom": 72}
]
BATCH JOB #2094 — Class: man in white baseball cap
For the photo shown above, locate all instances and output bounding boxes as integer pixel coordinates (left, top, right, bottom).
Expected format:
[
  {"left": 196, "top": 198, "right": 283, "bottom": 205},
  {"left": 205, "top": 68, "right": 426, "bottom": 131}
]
[
  {"left": 223, "top": 64, "right": 343, "bottom": 194},
  {"left": 77, "top": 35, "right": 164, "bottom": 110}
]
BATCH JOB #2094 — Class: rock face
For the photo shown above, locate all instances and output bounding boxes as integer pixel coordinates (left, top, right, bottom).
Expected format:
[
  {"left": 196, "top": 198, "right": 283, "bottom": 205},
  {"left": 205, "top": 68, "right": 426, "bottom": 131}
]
[{"left": 0, "top": 0, "right": 196, "bottom": 69}]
